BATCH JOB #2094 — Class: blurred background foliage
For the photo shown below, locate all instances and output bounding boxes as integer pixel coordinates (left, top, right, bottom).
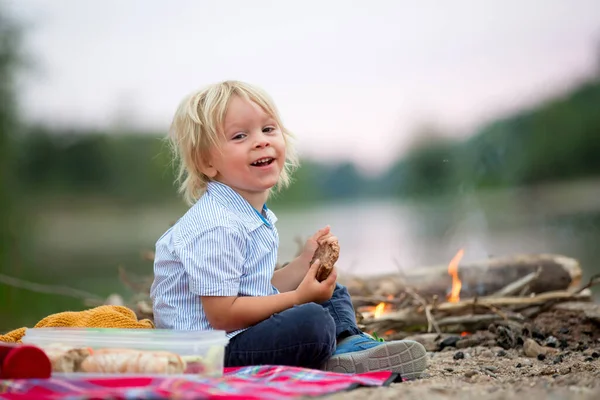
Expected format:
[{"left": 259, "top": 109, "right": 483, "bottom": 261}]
[
  {"left": 10, "top": 77, "right": 599, "bottom": 206},
  {"left": 1, "top": 4, "right": 599, "bottom": 330}
]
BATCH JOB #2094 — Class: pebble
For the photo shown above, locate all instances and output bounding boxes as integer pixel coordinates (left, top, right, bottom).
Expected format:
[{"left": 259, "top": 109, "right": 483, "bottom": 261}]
[
  {"left": 540, "top": 366, "right": 556, "bottom": 375},
  {"left": 444, "top": 367, "right": 454, "bottom": 372},
  {"left": 592, "top": 352, "right": 599, "bottom": 359},
  {"left": 453, "top": 351, "right": 465, "bottom": 360},
  {"left": 576, "top": 343, "right": 589, "bottom": 351},
  {"left": 531, "top": 329, "right": 546, "bottom": 340},
  {"left": 585, "top": 356, "right": 594, "bottom": 362},
  {"left": 497, "top": 349, "right": 507, "bottom": 357},
  {"left": 559, "top": 366, "right": 572, "bottom": 375},
  {"left": 464, "top": 370, "right": 478, "bottom": 378},
  {"left": 483, "top": 365, "right": 498, "bottom": 372},
  {"left": 480, "top": 369, "right": 497, "bottom": 379},
  {"left": 559, "top": 327, "right": 570, "bottom": 334},
  {"left": 544, "top": 336, "right": 559, "bottom": 348},
  {"left": 472, "top": 374, "right": 493, "bottom": 383},
  {"left": 523, "top": 338, "right": 543, "bottom": 357},
  {"left": 553, "top": 355, "right": 564, "bottom": 364},
  {"left": 523, "top": 338, "right": 557, "bottom": 358},
  {"left": 480, "top": 349, "right": 494, "bottom": 359},
  {"left": 537, "top": 353, "right": 546, "bottom": 361},
  {"left": 439, "top": 336, "right": 461, "bottom": 350}
]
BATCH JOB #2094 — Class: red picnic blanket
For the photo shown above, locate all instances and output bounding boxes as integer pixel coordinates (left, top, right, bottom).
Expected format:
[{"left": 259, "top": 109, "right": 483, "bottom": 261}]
[{"left": 0, "top": 365, "right": 402, "bottom": 399}]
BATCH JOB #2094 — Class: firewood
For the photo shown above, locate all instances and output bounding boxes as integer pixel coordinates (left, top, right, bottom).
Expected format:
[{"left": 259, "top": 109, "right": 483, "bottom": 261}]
[
  {"left": 434, "top": 289, "right": 592, "bottom": 312},
  {"left": 360, "top": 289, "right": 594, "bottom": 334},
  {"left": 351, "top": 294, "right": 409, "bottom": 307},
  {"left": 489, "top": 267, "right": 541, "bottom": 297},
  {"left": 364, "top": 311, "right": 512, "bottom": 334},
  {"left": 339, "top": 253, "right": 582, "bottom": 299}
]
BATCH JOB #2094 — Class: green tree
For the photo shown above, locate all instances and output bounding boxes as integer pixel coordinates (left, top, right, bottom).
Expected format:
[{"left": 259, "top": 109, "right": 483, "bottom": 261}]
[{"left": 0, "top": 5, "right": 23, "bottom": 313}]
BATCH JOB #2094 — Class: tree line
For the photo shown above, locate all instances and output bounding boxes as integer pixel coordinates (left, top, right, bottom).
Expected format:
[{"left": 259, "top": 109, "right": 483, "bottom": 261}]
[{"left": 8, "top": 76, "right": 600, "bottom": 208}]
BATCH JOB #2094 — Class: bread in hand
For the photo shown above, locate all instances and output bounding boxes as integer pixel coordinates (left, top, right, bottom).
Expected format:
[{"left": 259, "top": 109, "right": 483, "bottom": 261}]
[{"left": 311, "top": 241, "right": 340, "bottom": 282}]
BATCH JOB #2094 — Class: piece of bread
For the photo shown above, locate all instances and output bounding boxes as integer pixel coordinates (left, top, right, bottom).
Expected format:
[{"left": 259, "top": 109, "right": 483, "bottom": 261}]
[{"left": 311, "top": 241, "right": 340, "bottom": 282}]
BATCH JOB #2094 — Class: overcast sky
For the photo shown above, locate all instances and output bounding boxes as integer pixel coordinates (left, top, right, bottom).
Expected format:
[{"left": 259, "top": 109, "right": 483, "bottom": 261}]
[{"left": 10, "top": 0, "right": 600, "bottom": 173}]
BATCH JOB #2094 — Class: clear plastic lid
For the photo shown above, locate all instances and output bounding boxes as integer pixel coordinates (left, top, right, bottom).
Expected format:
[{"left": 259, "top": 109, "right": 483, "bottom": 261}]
[{"left": 22, "top": 328, "right": 229, "bottom": 349}]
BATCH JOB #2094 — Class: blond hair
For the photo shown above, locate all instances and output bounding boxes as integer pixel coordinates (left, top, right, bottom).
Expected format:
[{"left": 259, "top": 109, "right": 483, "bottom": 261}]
[{"left": 167, "top": 80, "right": 299, "bottom": 205}]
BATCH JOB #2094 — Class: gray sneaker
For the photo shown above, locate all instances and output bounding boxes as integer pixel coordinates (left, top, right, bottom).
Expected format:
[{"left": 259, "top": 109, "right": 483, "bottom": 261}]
[{"left": 323, "top": 333, "right": 428, "bottom": 380}]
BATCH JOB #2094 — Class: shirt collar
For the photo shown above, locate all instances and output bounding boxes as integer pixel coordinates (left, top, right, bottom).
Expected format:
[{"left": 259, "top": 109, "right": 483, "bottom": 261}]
[{"left": 206, "top": 181, "right": 277, "bottom": 231}]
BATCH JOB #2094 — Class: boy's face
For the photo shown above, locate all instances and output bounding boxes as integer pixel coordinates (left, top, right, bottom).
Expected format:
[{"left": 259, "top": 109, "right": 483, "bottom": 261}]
[{"left": 202, "top": 95, "right": 286, "bottom": 207}]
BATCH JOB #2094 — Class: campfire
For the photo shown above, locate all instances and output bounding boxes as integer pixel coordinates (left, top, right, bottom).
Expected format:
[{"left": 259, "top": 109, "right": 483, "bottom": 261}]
[
  {"left": 446, "top": 249, "right": 464, "bottom": 303},
  {"left": 361, "top": 295, "right": 394, "bottom": 319},
  {"left": 350, "top": 252, "right": 600, "bottom": 352},
  {"left": 357, "top": 248, "right": 468, "bottom": 322}
]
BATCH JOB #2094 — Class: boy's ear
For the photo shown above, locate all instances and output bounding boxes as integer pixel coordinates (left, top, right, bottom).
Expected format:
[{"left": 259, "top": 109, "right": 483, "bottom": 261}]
[
  {"left": 195, "top": 151, "right": 218, "bottom": 178},
  {"left": 199, "top": 160, "right": 217, "bottom": 178}
]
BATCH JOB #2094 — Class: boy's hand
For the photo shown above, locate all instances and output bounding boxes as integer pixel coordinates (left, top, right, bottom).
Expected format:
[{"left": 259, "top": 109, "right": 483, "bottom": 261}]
[
  {"left": 294, "top": 259, "right": 337, "bottom": 304},
  {"left": 300, "top": 226, "right": 338, "bottom": 266}
]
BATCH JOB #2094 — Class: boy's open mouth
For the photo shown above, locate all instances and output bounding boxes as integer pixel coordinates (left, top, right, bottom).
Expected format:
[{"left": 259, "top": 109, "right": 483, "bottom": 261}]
[{"left": 250, "top": 157, "right": 274, "bottom": 166}]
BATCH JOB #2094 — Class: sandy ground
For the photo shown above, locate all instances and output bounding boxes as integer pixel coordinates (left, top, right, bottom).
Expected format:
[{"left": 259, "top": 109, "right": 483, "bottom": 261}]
[{"left": 321, "top": 343, "right": 600, "bottom": 400}]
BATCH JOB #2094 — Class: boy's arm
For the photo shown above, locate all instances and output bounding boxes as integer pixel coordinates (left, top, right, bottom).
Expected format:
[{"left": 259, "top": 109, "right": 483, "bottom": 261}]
[
  {"left": 271, "top": 226, "right": 338, "bottom": 292},
  {"left": 271, "top": 256, "right": 310, "bottom": 292},
  {"left": 201, "top": 291, "right": 300, "bottom": 332},
  {"left": 202, "top": 260, "right": 337, "bottom": 332}
]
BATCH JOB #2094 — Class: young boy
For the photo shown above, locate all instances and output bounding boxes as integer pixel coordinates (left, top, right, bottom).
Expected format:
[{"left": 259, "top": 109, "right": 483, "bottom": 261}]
[{"left": 150, "top": 80, "right": 427, "bottom": 379}]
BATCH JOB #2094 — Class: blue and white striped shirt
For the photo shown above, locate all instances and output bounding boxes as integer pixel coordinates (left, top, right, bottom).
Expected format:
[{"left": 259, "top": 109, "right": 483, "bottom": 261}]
[{"left": 150, "top": 181, "right": 280, "bottom": 338}]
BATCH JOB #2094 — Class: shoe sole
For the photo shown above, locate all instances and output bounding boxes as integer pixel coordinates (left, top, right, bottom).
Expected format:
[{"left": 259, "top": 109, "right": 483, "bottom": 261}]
[{"left": 323, "top": 340, "right": 428, "bottom": 380}]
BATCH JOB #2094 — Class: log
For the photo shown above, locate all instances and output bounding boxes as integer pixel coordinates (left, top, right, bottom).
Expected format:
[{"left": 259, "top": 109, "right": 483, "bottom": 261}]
[
  {"left": 340, "top": 253, "right": 582, "bottom": 300},
  {"left": 433, "top": 288, "right": 591, "bottom": 312},
  {"left": 360, "top": 289, "right": 593, "bottom": 334}
]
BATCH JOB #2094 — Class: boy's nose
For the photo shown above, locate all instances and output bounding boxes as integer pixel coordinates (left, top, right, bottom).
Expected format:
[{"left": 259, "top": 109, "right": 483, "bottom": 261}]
[{"left": 254, "top": 138, "right": 270, "bottom": 148}]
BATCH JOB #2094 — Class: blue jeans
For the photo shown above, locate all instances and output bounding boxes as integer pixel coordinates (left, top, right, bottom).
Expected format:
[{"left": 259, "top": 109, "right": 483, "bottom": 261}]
[{"left": 224, "top": 284, "right": 363, "bottom": 369}]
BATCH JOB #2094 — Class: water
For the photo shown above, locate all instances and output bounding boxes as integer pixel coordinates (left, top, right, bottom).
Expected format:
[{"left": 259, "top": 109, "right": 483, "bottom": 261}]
[
  {"left": 275, "top": 184, "right": 600, "bottom": 283},
  {"left": 31, "top": 179, "right": 600, "bottom": 282}
]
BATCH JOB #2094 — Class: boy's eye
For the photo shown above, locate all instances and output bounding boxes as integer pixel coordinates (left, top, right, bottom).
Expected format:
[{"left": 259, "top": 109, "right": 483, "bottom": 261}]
[
  {"left": 232, "top": 133, "right": 247, "bottom": 140},
  {"left": 263, "top": 126, "right": 276, "bottom": 133}
]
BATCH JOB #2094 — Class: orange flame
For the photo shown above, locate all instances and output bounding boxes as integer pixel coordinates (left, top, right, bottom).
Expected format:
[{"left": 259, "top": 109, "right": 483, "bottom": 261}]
[
  {"left": 447, "top": 249, "right": 464, "bottom": 303},
  {"left": 373, "top": 302, "right": 386, "bottom": 318}
]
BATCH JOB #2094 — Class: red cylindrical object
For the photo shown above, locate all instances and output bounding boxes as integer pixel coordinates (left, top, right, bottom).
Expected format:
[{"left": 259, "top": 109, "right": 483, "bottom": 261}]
[{"left": 0, "top": 344, "right": 52, "bottom": 379}]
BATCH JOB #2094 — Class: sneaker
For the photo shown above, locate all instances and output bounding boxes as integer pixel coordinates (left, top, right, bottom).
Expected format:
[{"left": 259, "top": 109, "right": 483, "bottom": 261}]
[{"left": 323, "top": 333, "right": 428, "bottom": 380}]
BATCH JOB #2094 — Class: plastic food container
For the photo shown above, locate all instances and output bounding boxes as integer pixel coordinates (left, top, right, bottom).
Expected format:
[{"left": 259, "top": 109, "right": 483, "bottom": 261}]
[{"left": 21, "top": 328, "right": 229, "bottom": 378}]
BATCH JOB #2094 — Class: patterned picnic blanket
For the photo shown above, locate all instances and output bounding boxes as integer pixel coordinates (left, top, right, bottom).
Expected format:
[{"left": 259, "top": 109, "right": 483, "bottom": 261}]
[{"left": 0, "top": 365, "right": 402, "bottom": 399}]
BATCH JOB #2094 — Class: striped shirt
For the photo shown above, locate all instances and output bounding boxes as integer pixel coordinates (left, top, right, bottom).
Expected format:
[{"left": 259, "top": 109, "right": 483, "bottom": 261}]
[{"left": 150, "top": 181, "right": 280, "bottom": 338}]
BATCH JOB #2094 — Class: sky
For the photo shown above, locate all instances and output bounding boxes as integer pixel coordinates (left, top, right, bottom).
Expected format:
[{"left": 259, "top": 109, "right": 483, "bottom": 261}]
[{"left": 9, "top": 0, "right": 600, "bottom": 174}]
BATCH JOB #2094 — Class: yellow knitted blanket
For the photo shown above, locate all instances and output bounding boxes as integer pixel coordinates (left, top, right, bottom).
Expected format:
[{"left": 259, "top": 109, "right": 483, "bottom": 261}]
[{"left": 0, "top": 305, "right": 154, "bottom": 343}]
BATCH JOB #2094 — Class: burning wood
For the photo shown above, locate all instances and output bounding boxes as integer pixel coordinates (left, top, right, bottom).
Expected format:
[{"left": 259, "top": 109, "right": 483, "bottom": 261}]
[
  {"left": 351, "top": 252, "right": 599, "bottom": 346},
  {"left": 343, "top": 253, "right": 584, "bottom": 301},
  {"left": 447, "top": 249, "right": 464, "bottom": 303}
]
